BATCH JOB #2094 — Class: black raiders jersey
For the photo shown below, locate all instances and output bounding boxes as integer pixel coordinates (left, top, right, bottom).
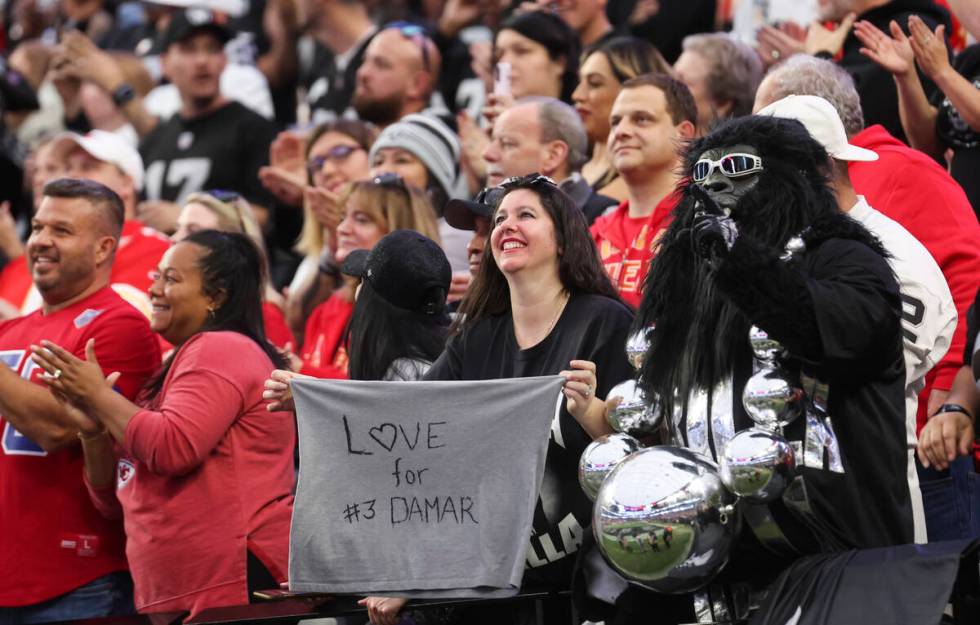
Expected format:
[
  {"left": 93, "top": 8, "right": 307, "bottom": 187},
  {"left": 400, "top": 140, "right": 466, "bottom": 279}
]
[{"left": 140, "top": 101, "right": 276, "bottom": 206}]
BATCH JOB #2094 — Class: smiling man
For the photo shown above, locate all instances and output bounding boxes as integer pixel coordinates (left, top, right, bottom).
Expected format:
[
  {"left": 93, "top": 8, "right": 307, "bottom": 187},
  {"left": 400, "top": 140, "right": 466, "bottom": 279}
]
[
  {"left": 589, "top": 73, "right": 696, "bottom": 308},
  {"left": 0, "top": 179, "right": 159, "bottom": 622}
]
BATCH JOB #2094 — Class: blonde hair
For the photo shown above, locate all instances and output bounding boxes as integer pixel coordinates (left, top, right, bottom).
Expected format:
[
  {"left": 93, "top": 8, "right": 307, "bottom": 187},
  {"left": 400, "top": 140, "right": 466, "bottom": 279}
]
[{"left": 183, "top": 191, "right": 265, "bottom": 250}]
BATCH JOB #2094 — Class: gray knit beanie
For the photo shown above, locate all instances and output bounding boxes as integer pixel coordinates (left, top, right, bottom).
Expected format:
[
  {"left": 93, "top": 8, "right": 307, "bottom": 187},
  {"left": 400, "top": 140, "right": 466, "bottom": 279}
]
[{"left": 368, "top": 113, "right": 463, "bottom": 200}]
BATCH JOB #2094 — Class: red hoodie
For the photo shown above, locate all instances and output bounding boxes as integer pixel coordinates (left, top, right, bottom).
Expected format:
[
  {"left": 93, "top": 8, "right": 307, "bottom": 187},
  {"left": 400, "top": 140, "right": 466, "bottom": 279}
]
[{"left": 850, "top": 125, "right": 980, "bottom": 431}]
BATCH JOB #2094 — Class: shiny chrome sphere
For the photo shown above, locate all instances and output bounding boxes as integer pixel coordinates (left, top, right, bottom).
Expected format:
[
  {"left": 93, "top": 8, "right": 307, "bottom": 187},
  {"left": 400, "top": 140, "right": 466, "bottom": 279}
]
[
  {"left": 578, "top": 433, "right": 643, "bottom": 501},
  {"left": 719, "top": 428, "right": 796, "bottom": 503}
]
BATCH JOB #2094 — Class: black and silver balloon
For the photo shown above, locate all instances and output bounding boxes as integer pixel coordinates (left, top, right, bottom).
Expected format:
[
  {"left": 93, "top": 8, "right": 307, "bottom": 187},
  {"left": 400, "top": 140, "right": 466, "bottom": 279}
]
[
  {"left": 579, "top": 433, "right": 642, "bottom": 501},
  {"left": 593, "top": 446, "right": 739, "bottom": 594},
  {"left": 625, "top": 326, "right": 653, "bottom": 370},
  {"left": 606, "top": 379, "right": 661, "bottom": 438},
  {"left": 742, "top": 368, "right": 804, "bottom": 429},
  {"left": 748, "top": 325, "right": 784, "bottom": 363},
  {"left": 719, "top": 428, "right": 796, "bottom": 503}
]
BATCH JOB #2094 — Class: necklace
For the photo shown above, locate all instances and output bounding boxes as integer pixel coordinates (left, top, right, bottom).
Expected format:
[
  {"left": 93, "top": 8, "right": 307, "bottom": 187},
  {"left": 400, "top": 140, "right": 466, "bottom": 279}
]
[{"left": 517, "top": 290, "right": 569, "bottom": 349}]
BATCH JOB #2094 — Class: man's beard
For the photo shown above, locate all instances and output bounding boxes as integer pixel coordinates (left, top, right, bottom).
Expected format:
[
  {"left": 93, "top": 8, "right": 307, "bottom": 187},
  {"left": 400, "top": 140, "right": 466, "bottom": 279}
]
[{"left": 352, "top": 90, "right": 403, "bottom": 127}]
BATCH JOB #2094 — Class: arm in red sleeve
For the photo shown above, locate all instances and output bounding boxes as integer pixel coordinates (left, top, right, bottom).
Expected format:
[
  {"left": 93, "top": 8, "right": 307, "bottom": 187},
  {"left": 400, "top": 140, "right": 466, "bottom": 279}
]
[
  {"left": 83, "top": 475, "right": 123, "bottom": 520},
  {"left": 123, "top": 367, "right": 245, "bottom": 476}
]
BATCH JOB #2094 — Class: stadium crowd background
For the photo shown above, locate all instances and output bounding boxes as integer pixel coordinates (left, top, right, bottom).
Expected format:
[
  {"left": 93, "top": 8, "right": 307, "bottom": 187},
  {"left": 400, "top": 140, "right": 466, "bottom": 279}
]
[{"left": 0, "top": 0, "right": 979, "bottom": 623}]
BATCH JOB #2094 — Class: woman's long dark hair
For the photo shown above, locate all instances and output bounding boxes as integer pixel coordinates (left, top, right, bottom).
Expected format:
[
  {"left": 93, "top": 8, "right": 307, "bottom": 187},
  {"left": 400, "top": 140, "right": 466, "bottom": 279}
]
[
  {"left": 455, "top": 177, "right": 618, "bottom": 333},
  {"left": 143, "top": 230, "right": 287, "bottom": 399},
  {"left": 346, "top": 280, "right": 450, "bottom": 380},
  {"left": 498, "top": 11, "right": 580, "bottom": 102}
]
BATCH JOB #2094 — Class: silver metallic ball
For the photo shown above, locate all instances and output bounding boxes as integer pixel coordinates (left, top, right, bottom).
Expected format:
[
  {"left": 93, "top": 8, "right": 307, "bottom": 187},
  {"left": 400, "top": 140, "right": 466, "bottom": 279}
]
[
  {"left": 606, "top": 379, "right": 662, "bottom": 438},
  {"left": 579, "top": 433, "right": 643, "bottom": 501},
  {"left": 593, "top": 446, "right": 739, "bottom": 594},
  {"left": 719, "top": 428, "right": 796, "bottom": 503},
  {"left": 779, "top": 235, "right": 806, "bottom": 261},
  {"left": 625, "top": 327, "right": 653, "bottom": 370},
  {"left": 742, "top": 368, "right": 804, "bottom": 429},
  {"left": 748, "top": 325, "right": 784, "bottom": 363}
]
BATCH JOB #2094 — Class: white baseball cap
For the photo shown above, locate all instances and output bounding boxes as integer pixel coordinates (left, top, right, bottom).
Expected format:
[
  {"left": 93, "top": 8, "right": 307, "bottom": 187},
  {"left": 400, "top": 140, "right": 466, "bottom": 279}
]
[
  {"left": 757, "top": 94, "right": 878, "bottom": 162},
  {"left": 51, "top": 130, "right": 145, "bottom": 191}
]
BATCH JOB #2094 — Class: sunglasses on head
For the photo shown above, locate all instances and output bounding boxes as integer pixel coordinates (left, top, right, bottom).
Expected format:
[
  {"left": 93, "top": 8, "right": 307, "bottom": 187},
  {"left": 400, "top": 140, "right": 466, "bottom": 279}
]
[
  {"left": 499, "top": 173, "right": 559, "bottom": 189},
  {"left": 692, "top": 153, "right": 764, "bottom": 183},
  {"left": 206, "top": 189, "right": 241, "bottom": 203},
  {"left": 307, "top": 145, "right": 363, "bottom": 177},
  {"left": 385, "top": 21, "right": 431, "bottom": 72},
  {"left": 473, "top": 185, "right": 507, "bottom": 208}
]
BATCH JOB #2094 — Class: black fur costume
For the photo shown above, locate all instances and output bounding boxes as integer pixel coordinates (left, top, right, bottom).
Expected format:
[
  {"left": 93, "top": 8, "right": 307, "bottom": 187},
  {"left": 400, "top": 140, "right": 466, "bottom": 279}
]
[
  {"left": 575, "top": 115, "right": 918, "bottom": 625},
  {"left": 635, "top": 116, "right": 890, "bottom": 428}
]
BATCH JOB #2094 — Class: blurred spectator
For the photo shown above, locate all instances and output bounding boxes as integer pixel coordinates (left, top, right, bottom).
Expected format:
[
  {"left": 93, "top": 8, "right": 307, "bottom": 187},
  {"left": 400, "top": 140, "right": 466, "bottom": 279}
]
[
  {"left": 138, "top": 9, "right": 277, "bottom": 238},
  {"left": 443, "top": 185, "right": 498, "bottom": 283},
  {"left": 172, "top": 190, "right": 294, "bottom": 350},
  {"left": 0, "top": 130, "right": 169, "bottom": 319},
  {"left": 32, "top": 230, "right": 293, "bottom": 617},
  {"left": 283, "top": 120, "right": 375, "bottom": 343},
  {"left": 673, "top": 32, "right": 763, "bottom": 133},
  {"left": 754, "top": 53, "right": 980, "bottom": 437},
  {"left": 482, "top": 96, "right": 616, "bottom": 224},
  {"left": 301, "top": 0, "right": 377, "bottom": 123},
  {"left": 572, "top": 36, "right": 669, "bottom": 202},
  {"left": 298, "top": 177, "right": 440, "bottom": 379},
  {"left": 814, "top": 0, "right": 951, "bottom": 144},
  {"left": 492, "top": 10, "right": 579, "bottom": 106},
  {"left": 542, "top": 0, "right": 619, "bottom": 48},
  {"left": 0, "top": 178, "right": 160, "bottom": 622},
  {"left": 426, "top": 175, "right": 633, "bottom": 623},
  {"left": 352, "top": 24, "right": 444, "bottom": 127},
  {"left": 368, "top": 113, "right": 469, "bottom": 271},
  {"left": 854, "top": 15, "right": 980, "bottom": 214},
  {"left": 590, "top": 73, "right": 696, "bottom": 309},
  {"left": 622, "top": 0, "right": 717, "bottom": 63},
  {"left": 6, "top": 40, "right": 64, "bottom": 146}
]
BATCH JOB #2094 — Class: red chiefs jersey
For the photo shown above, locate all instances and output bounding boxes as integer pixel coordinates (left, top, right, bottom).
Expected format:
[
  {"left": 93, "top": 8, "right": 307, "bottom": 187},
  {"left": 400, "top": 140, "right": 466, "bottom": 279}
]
[
  {"left": 590, "top": 194, "right": 679, "bottom": 310},
  {"left": 0, "top": 220, "right": 170, "bottom": 318},
  {"left": 0, "top": 287, "right": 161, "bottom": 606}
]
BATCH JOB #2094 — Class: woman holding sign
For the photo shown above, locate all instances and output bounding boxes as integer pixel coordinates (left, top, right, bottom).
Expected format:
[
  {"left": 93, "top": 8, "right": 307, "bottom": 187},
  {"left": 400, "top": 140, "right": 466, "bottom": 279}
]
[
  {"left": 425, "top": 173, "right": 635, "bottom": 621},
  {"left": 30, "top": 231, "right": 295, "bottom": 617}
]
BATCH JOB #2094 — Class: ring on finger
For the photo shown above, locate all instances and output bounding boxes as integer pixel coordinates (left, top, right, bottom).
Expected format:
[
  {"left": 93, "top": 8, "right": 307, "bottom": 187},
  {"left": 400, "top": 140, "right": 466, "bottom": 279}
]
[
  {"left": 771, "top": 49, "right": 781, "bottom": 60},
  {"left": 53, "top": 368, "right": 62, "bottom": 380}
]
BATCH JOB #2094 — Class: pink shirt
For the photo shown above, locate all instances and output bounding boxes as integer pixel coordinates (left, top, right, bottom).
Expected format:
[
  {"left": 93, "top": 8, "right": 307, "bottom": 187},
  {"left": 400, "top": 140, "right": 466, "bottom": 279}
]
[{"left": 88, "top": 331, "right": 295, "bottom": 616}]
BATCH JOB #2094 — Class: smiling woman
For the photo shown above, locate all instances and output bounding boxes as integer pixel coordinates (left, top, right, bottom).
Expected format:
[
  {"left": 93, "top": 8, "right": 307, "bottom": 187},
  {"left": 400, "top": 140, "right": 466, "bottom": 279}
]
[
  {"left": 424, "top": 174, "right": 634, "bottom": 622},
  {"left": 30, "top": 231, "right": 295, "bottom": 617}
]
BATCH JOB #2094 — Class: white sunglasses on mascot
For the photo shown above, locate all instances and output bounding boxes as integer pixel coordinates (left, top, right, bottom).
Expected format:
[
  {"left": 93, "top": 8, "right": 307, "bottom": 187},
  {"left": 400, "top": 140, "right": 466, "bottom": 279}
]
[{"left": 692, "top": 153, "right": 764, "bottom": 183}]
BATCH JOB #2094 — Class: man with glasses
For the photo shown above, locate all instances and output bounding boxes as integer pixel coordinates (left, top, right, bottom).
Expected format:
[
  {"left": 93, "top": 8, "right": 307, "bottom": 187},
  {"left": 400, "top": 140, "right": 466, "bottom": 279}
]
[
  {"left": 352, "top": 23, "right": 445, "bottom": 128},
  {"left": 0, "top": 131, "right": 169, "bottom": 321},
  {"left": 590, "top": 73, "right": 697, "bottom": 309}
]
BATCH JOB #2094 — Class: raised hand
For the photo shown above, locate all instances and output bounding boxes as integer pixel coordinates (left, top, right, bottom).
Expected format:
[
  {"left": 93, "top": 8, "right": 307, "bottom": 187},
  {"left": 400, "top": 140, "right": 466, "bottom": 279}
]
[{"left": 855, "top": 19, "right": 914, "bottom": 76}]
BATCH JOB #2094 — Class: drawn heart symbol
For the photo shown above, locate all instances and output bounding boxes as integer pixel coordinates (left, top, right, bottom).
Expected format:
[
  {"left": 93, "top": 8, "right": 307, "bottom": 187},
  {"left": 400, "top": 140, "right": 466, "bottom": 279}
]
[{"left": 369, "top": 423, "right": 398, "bottom": 451}]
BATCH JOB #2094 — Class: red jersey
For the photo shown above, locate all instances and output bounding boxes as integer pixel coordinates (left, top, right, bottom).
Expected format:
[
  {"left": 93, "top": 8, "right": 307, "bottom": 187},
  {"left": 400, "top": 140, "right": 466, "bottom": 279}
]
[
  {"left": 0, "top": 286, "right": 161, "bottom": 606},
  {"left": 0, "top": 220, "right": 169, "bottom": 318},
  {"left": 850, "top": 125, "right": 980, "bottom": 430},
  {"left": 590, "top": 194, "right": 679, "bottom": 309},
  {"left": 299, "top": 293, "right": 352, "bottom": 379},
  {"left": 86, "top": 332, "right": 294, "bottom": 616},
  {"left": 262, "top": 301, "right": 294, "bottom": 350}
]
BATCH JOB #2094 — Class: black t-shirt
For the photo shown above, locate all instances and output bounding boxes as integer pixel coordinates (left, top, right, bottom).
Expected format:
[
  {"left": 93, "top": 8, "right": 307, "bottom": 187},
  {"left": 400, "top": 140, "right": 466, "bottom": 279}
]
[
  {"left": 935, "top": 44, "right": 980, "bottom": 214},
  {"left": 305, "top": 35, "right": 373, "bottom": 124},
  {"left": 139, "top": 101, "right": 276, "bottom": 207},
  {"left": 425, "top": 292, "right": 635, "bottom": 588},
  {"left": 839, "top": 0, "right": 950, "bottom": 145}
]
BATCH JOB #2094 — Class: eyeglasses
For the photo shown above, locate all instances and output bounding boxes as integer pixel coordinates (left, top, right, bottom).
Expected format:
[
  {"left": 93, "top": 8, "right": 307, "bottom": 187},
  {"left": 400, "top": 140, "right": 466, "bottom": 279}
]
[
  {"left": 372, "top": 172, "right": 408, "bottom": 190},
  {"left": 692, "top": 153, "right": 764, "bottom": 183},
  {"left": 385, "top": 21, "right": 431, "bottom": 72},
  {"left": 307, "top": 145, "right": 364, "bottom": 177},
  {"left": 499, "top": 173, "right": 559, "bottom": 189}
]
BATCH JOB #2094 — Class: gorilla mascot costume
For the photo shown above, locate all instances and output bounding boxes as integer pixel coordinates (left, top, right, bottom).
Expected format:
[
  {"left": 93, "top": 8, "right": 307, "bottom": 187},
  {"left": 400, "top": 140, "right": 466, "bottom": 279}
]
[{"left": 576, "top": 116, "right": 976, "bottom": 625}]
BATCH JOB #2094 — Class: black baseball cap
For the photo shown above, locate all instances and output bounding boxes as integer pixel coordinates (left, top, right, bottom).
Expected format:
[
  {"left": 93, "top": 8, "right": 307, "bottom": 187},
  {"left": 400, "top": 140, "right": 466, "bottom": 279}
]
[
  {"left": 162, "top": 7, "right": 232, "bottom": 49},
  {"left": 341, "top": 230, "right": 452, "bottom": 315},
  {"left": 444, "top": 186, "right": 507, "bottom": 231}
]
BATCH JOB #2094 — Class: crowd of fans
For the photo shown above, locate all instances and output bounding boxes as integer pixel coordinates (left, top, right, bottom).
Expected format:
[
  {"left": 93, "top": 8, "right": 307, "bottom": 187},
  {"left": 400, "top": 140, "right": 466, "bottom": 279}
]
[{"left": 0, "top": 0, "right": 978, "bottom": 623}]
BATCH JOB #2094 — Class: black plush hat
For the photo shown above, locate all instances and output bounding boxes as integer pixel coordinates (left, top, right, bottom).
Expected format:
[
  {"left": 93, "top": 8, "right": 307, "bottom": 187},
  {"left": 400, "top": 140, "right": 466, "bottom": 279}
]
[
  {"left": 342, "top": 230, "right": 451, "bottom": 315},
  {"left": 162, "top": 7, "right": 232, "bottom": 49}
]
